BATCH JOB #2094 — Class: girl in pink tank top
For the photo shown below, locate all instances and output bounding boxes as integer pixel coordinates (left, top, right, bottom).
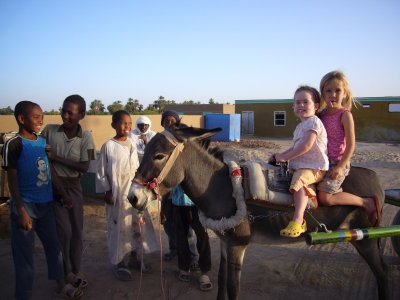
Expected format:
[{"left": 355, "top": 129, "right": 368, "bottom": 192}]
[{"left": 317, "top": 70, "right": 381, "bottom": 226}]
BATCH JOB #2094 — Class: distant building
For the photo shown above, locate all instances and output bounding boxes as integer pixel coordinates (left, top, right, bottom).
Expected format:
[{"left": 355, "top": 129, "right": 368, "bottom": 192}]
[
  {"left": 163, "top": 104, "right": 235, "bottom": 115},
  {"left": 235, "top": 97, "right": 400, "bottom": 142}
]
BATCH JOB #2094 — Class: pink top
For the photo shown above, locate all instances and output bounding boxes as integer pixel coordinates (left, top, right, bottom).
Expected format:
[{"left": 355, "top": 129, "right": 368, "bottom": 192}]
[{"left": 319, "top": 108, "right": 349, "bottom": 161}]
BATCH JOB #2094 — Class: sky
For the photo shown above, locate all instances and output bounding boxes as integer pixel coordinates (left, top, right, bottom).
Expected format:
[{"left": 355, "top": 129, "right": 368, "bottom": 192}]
[{"left": 1, "top": 0, "right": 399, "bottom": 112}]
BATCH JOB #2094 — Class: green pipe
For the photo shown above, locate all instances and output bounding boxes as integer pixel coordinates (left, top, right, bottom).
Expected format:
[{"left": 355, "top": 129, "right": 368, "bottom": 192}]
[{"left": 306, "top": 225, "right": 400, "bottom": 245}]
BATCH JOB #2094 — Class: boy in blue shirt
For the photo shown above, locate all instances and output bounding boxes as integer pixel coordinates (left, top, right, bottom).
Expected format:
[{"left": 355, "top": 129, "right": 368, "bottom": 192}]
[
  {"left": 2, "top": 101, "right": 83, "bottom": 299},
  {"left": 172, "top": 186, "right": 212, "bottom": 291}
]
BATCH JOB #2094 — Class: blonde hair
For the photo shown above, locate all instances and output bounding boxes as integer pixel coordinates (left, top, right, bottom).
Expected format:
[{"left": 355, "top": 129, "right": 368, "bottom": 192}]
[{"left": 320, "top": 70, "right": 357, "bottom": 111}]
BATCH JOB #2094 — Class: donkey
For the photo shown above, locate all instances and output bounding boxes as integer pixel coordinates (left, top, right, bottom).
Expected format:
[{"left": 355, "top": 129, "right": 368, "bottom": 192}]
[{"left": 128, "top": 126, "right": 388, "bottom": 300}]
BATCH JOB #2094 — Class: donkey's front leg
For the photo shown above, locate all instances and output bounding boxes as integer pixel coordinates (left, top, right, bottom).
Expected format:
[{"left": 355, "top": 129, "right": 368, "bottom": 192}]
[{"left": 226, "top": 244, "right": 247, "bottom": 300}]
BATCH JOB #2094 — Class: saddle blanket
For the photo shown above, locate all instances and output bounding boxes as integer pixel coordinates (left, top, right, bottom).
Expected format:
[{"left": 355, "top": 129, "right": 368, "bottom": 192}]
[{"left": 241, "top": 160, "right": 317, "bottom": 209}]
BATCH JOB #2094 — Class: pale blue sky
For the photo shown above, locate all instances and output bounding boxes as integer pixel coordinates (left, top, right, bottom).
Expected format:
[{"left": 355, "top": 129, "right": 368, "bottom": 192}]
[{"left": 1, "top": 0, "right": 399, "bottom": 111}]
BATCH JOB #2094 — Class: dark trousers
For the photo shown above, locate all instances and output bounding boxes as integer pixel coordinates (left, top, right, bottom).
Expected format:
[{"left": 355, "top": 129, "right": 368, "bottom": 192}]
[
  {"left": 173, "top": 205, "right": 211, "bottom": 272},
  {"left": 53, "top": 186, "right": 84, "bottom": 275},
  {"left": 11, "top": 202, "right": 64, "bottom": 300},
  {"left": 161, "top": 197, "right": 176, "bottom": 252}
]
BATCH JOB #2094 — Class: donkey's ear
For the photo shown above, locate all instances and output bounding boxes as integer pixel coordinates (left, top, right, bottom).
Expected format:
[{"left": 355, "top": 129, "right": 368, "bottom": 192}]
[{"left": 173, "top": 127, "right": 222, "bottom": 142}]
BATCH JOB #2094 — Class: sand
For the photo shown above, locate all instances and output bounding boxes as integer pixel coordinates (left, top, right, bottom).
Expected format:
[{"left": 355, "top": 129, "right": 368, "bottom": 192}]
[{"left": 0, "top": 138, "right": 399, "bottom": 300}]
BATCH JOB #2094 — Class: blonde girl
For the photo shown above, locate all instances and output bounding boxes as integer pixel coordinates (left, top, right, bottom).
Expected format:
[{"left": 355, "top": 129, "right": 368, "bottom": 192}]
[{"left": 317, "top": 70, "right": 381, "bottom": 226}]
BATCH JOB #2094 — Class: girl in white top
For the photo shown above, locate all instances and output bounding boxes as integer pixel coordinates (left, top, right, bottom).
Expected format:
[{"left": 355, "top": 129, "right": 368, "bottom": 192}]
[
  {"left": 130, "top": 116, "right": 156, "bottom": 161},
  {"left": 269, "top": 86, "right": 329, "bottom": 237}
]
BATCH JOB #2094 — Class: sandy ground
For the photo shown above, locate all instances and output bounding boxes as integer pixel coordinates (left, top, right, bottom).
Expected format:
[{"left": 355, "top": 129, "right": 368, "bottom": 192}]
[{"left": 0, "top": 138, "right": 399, "bottom": 300}]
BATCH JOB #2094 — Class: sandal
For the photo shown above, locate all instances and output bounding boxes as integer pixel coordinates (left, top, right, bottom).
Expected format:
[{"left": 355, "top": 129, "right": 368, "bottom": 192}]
[
  {"left": 66, "top": 273, "right": 88, "bottom": 289},
  {"left": 113, "top": 267, "right": 133, "bottom": 281},
  {"left": 280, "top": 220, "right": 307, "bottom": 237},
  {"left": 178, "top": 270, "right": 191, "bottom": 282},
  {"left": 198, "top": 274, "right": 213, "bottom": 291},
  {"left": 55, "top": 283, "right": 83, "bottom": 299}
]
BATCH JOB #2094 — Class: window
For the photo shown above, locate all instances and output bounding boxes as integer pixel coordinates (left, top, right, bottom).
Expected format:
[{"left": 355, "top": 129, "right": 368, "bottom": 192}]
[
  {"left": 274, "top": 111, "right": 286, "bottom": 126},
  {"left": 389, "top": 103, "right": 400, "bottom": 112}
]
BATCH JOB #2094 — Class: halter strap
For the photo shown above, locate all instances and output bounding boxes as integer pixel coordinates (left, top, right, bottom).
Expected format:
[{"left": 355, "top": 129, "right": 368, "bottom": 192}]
[
  {"left": 133, "top": 131, "right": 185, "bottom": 194},
  {"left": 156, "top": 131, "right": 184, "bottom": 184}
]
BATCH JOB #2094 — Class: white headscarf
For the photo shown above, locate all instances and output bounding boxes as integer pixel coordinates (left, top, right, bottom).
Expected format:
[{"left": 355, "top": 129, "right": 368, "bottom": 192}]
[{"left": 135, "top": 116, "right": 152, "bottom": 134}]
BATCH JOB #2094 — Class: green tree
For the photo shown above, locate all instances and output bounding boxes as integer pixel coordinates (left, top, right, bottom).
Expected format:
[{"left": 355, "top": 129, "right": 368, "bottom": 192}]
[
  {"left": 0, "top": 106, "right": 14, "bottom": 115},
  {"left": 151, "top": 96, "right": 176, "bottom": 113},
  {"left": 125, "top": 98, "right": 142, "bottom": 114},
  {"left": 209, "top": 98, "right": 216, "bottom": 104},
  {"left": 107, "top": 101, "right": 124, "bottom": 114},
  {"left": 45, "top": 109, "right": 60, "bottom": 115},
  {"left": 88, "top": 99, "right": 106, "bottom": 115},
  {"left": 181, "top": 100, "right": 201, "bottom": 104}
]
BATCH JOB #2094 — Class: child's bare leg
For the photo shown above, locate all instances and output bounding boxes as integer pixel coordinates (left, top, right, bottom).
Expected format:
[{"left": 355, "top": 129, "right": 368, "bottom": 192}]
[
  {"left": 293, "top": 188, "right": 309, "bottom": 224},
  {"left": 319, "top": 191, "right": 374, "bottom": 211},
  {"left": 319, "top": 191, "right": 378, "bottom": 223}
]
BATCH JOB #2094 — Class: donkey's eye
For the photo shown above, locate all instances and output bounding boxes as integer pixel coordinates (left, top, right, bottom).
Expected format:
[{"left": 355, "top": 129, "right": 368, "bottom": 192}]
[{"left": 154, "top": 154, "right": 165, "bottom": 160}]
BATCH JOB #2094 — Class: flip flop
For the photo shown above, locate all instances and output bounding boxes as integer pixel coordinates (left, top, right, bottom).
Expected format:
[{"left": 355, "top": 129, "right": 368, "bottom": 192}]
[
  {"left": 369, "top": 195, "right": 382, "bottom": 227},
  {"left": 55, "top": 283, "right": 83, "bottom": 299},
  {"left": 113, "top": 267, "right": 133, "bottom": 281},
  {"left": 66, "top": 273, "right": 88, "bottom": 289},
  {"left": 198, "top": 274, "right": 213, "bottom": 291}
]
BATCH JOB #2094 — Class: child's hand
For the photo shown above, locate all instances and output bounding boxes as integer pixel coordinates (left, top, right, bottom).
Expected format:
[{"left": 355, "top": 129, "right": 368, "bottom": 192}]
[
  {"left": 18, "top": 207, "right": 32, "bottom": 230},
  {"left": 274, "top": 153, "right": 286, "bottom": 163},
  {"left": 45, "top": 144, "right": 54, "bottom": 161},
  {"left": 104, "top": 190, "right": 113, "bottom": 205},
  {"left": 62, "top": 196, "right": 73, "bottom": 209},
  {"left": 160, "top": 210, "right": 166, "bottom": 225},
  {"left": 268, "top": 154, "right": 276, "bottom": 163},
  {"left": 329, "top": 165, "right": 344, "bottom": 180}
]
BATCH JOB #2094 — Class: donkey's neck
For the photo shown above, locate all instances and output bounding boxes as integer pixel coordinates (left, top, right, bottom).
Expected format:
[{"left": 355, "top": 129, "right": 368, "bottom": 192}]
[{"left": 180, "top": 143, "right": 237, "bottom": 219}]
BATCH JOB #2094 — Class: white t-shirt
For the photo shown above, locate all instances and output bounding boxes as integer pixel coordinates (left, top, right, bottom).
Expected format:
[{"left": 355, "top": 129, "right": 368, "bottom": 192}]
[{"left": 289, "top": 116, "right": 329, "bottom": 171}]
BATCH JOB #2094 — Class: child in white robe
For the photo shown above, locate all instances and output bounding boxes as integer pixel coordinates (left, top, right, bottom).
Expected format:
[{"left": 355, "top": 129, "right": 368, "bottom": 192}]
[{"left": 95, "top": 110, "right": 158, "bottom": 281}]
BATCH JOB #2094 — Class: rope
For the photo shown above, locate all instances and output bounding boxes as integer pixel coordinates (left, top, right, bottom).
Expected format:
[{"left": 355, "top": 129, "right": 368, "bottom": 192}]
[
  {"left": 135, "top": 216, "right": 144, "bottom": 300},
  {"left": 198, "top": 161, "right": 247, "bottom": 234},
  {"left": 157, "top": 193, "right": 167, "bottom": 300}
]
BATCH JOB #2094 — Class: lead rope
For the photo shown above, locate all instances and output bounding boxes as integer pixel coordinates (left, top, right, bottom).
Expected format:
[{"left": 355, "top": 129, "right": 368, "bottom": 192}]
[
  {"left": 136, "top": 214, "right": 144, "bottom": 300},
  {"left": 305, "top": 210, "right": 332, "bottom": 233}
]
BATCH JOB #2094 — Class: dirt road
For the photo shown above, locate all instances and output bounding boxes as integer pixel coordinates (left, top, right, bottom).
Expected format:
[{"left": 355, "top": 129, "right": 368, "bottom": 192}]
[{"left": 0, "top": 139, "right": 399, "bottom": 300}]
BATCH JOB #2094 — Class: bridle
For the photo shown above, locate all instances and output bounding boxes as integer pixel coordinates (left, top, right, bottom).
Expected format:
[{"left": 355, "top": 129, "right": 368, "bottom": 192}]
[{"left": 133, "top": 130, "right": 184, "bottom": 196}]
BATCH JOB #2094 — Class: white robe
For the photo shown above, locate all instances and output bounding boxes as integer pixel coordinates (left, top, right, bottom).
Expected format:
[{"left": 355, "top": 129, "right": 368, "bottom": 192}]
[
  {"left": 129, "top": 129, "right": 157, "bottom": 160},
  {"left": 95, "top": 138, "right": 158, "bottom": 265}
]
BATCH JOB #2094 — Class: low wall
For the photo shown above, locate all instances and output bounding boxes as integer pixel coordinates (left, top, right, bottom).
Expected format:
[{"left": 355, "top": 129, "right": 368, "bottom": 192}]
[{"left": 0, "top": 115, "right": 203, "bottom": 149}]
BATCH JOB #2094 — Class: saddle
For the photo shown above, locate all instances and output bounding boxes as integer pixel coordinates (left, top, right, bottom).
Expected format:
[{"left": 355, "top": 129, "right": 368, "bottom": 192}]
[{"left": 241, "top": 161, "right": 317, "bottom": 209}]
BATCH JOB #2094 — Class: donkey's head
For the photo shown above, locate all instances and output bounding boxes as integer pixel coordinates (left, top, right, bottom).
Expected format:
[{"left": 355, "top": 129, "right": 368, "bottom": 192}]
[{"left": 128, "top": 126, "right": 221, "bottom": 210}]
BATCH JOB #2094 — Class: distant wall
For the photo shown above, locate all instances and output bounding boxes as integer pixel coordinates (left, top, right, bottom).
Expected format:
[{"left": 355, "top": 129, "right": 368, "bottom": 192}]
[{"left": 0, "top": 115, "right": 203, "bottom": 149}]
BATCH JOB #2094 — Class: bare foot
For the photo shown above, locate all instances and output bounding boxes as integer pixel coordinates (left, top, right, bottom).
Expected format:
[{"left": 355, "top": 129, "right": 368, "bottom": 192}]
[{"left": 363, "top": 196, "right": 381, "bottom": 226}]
